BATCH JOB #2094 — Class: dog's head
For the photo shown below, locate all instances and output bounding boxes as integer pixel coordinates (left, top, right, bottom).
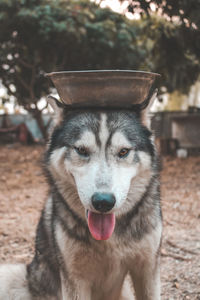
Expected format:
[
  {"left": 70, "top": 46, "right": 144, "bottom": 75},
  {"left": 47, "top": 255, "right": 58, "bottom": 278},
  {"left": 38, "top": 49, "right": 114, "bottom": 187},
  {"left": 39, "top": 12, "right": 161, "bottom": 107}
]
[{"left": 46, "top": 95, "right": 158, "bottom": 240}]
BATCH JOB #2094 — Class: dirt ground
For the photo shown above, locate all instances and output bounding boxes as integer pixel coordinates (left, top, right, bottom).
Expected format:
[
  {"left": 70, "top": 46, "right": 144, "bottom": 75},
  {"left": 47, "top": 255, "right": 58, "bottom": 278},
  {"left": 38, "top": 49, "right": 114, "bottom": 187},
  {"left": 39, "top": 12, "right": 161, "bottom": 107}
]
[{"left": 0, "top": 144, "right": 200, "bottom": 299}]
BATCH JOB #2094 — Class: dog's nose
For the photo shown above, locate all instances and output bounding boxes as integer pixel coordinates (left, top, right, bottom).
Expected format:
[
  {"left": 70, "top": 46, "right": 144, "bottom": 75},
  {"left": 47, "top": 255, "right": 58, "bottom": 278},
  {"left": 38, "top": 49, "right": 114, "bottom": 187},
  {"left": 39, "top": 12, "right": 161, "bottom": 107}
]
[{"left": 91, "top": 193, "right": 116, "bottom": 213}]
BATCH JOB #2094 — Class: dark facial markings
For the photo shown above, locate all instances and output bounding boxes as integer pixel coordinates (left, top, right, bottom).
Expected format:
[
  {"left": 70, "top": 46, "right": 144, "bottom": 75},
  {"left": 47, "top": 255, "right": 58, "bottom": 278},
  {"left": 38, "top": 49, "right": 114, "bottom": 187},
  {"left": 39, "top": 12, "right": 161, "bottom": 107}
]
[
  {"left": 47, "top": 111, "right": 101, "bottom": 158},
  {"left": 133, "top": 152, "right": 140, "bottom": 163},
  {"left": 106, "top": 111, "right": 155, "bottom": 157},
  {"left": 48, "top": 110, "right": 155, "bottom": 165}
]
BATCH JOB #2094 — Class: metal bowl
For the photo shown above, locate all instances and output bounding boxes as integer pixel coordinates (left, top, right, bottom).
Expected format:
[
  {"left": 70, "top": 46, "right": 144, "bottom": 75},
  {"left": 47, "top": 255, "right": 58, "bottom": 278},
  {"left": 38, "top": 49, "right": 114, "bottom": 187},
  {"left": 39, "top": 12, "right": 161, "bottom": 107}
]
[{"left": 46, "top": 70, "right": 159, "bottom": 107}]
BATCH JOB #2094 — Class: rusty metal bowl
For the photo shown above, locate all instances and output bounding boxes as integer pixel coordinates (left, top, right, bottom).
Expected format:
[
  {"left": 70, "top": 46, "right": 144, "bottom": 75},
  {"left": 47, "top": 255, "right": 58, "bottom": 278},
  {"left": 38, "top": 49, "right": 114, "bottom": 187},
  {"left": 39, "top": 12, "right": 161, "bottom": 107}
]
[{"left": 46, "top": 70, "right": 159, "bottom": 107}]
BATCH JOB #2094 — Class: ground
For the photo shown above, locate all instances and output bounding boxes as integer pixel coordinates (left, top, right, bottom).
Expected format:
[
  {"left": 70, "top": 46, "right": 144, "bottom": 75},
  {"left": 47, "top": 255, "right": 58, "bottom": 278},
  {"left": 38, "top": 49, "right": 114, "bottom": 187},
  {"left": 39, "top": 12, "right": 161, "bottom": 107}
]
[{"left": 0, "top": 144, "right": 200, "bottom": 300}]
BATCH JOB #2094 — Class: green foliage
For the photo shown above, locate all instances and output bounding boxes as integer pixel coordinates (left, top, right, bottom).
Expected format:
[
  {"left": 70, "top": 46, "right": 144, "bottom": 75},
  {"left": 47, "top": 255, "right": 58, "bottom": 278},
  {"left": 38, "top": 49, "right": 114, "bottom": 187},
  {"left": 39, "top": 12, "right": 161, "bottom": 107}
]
[
  {"left": 137, "top": 16, "right": 200, "bottom": 94},
  {"left": 0, "top": 0, "right": 143, "bottom": 107},
  {"left": 125, "top": 0, "right": 200, "bottom": 93},
  {"left": 0, "top": 0, "right": 144, "bottom": 137},
  {"left": 126, "top": 0, "right": 200, "bottom": 30}
]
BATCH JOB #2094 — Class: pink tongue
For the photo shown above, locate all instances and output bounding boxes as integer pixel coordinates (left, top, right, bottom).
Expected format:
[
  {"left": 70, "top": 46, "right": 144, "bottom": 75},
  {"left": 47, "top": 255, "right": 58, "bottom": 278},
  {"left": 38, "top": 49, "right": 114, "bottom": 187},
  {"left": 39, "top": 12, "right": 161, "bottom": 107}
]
[{"left": 88, "top": 211, "right": 115, "bottom": 240}]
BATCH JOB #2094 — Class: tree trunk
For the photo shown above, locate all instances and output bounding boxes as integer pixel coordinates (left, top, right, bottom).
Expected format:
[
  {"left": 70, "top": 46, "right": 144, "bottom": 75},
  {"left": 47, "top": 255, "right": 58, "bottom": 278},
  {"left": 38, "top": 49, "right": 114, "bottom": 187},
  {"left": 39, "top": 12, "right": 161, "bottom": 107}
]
[{"left": 30, "top": 108, "right": 48, "bottom": 141}]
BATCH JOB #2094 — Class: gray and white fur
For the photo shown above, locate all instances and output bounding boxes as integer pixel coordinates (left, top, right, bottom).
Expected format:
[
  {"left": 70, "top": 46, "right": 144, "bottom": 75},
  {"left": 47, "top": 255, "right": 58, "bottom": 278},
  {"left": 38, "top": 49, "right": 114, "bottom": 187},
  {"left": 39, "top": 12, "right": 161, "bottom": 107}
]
[{"left": 0, "top": 95, "right": 162, "bottom": 300}]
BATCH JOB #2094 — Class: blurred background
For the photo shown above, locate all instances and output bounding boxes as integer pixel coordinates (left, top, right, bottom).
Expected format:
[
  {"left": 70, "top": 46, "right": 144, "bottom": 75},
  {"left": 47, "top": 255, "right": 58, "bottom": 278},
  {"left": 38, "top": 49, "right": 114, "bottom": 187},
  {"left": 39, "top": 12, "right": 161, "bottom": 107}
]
[
  {"left": 0, "top": 1, "right": 200, "bottom": 299},
  {"left": 0, "top": 0, "right": 200, "bottom": 149}
]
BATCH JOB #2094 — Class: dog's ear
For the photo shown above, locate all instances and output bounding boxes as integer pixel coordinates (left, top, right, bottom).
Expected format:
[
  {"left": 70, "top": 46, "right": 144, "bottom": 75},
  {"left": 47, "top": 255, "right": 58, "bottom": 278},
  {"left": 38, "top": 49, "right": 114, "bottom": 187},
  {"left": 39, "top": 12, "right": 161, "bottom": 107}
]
[
  {"left": 47, "top": 95, "right": 65, "bottom": 126},
  {"left": 139, "top": 89, "right": 157, "bottom": 129}
]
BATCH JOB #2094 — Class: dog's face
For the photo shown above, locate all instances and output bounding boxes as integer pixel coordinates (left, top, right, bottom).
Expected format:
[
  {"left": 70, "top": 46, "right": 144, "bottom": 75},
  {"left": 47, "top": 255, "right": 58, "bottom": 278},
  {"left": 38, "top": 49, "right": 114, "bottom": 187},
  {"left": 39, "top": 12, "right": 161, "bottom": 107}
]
[{"left": 47, "top": 105, "right": 156, "bottom": 240}]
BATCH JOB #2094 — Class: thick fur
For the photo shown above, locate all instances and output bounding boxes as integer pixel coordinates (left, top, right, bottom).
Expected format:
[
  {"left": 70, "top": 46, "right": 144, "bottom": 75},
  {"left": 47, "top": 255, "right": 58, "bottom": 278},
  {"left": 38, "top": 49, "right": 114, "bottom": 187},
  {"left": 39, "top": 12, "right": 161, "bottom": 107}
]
[{"left": 0, "top": 105, "right": 162, "bottom": 300}]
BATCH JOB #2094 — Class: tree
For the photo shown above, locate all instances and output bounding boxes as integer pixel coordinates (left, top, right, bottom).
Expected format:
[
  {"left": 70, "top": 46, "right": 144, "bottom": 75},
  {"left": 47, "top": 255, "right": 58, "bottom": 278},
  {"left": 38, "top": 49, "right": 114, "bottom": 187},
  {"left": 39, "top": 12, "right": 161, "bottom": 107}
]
[
  {"left": 126, "top": 0, "right": 200, "bottom": 29},
  {"left": 123, "top": 0, "right": 200, "bottom": 93},
  {"left": 0, "top": 0, "right": 200, "bottom": 139},
  {"left": 137, "top": 16, "right": 200, "bottom": 94},
  {"left": 0, "top": 0, "right": 144, "bottom": 139}
]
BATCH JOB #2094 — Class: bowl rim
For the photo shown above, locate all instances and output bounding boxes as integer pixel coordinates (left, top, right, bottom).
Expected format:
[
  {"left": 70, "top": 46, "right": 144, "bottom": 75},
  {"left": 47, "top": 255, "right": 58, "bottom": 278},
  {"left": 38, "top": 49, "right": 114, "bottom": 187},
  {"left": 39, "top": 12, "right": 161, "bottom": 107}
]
[{"left": 45, "top": 69, "right": 160, "bottom": 79}]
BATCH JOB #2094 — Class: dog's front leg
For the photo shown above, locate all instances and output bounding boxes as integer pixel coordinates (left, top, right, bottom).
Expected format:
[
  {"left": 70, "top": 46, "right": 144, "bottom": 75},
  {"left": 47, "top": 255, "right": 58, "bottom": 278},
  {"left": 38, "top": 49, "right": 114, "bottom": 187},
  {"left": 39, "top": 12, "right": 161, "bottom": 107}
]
[
  {"left": 60, "top": 273, "right": 91, "bottom": 300},
  {"left": 129, "top": 255, "right": 161, "bottom": 300}
]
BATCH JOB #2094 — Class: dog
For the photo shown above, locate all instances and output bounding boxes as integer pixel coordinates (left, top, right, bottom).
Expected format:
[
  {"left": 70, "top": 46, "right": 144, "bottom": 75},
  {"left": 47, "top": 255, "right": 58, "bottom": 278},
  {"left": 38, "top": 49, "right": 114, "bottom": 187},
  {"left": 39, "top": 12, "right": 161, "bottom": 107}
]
[{"left": 0, "top": 92, "right": 162, "bottom": 300}]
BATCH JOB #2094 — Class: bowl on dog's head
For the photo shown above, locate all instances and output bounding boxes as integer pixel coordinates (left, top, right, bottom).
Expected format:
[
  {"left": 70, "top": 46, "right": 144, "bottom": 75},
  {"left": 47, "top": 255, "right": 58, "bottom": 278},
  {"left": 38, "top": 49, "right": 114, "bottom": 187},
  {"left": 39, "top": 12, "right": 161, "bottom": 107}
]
[{"left": 45, "top": 70, "right": 160, "bottom": 107}]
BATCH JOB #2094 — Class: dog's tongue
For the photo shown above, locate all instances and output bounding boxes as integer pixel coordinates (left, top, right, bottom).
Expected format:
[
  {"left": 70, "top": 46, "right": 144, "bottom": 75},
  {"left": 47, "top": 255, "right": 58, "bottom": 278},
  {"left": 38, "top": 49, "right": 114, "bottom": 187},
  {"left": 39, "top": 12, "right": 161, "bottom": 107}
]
[{"left": 88, "top": 211, "right": 115, "bottom": 240}]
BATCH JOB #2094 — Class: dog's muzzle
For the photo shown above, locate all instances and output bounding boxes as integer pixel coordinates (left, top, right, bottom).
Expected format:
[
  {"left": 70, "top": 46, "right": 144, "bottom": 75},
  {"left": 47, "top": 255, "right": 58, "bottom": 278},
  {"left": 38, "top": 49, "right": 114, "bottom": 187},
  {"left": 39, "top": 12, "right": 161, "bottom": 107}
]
[
  {"left": 91, "top": 192, "right": 116, "bottom": 213},
  {"left": 87, "top": 193, "right": 116, "bottom": 240}
]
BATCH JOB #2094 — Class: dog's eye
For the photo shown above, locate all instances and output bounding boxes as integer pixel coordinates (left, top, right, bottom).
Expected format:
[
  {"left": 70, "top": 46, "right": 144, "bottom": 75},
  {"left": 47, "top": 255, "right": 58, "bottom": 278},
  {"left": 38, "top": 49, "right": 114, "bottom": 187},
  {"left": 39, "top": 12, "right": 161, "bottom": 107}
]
[
  {"left": 75, "top": 146, "right": 89, "bottom": 157},
  {"left": 118, "top": 148, "right": 130, "bottom": 158}
]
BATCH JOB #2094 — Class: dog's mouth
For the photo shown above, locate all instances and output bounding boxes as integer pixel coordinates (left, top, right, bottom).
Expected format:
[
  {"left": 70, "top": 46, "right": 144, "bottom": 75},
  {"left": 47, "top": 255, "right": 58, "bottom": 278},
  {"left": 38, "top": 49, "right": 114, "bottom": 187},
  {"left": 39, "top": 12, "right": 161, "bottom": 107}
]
[{"left": 86, "top": 210, "right": 115, "bottom": 241}]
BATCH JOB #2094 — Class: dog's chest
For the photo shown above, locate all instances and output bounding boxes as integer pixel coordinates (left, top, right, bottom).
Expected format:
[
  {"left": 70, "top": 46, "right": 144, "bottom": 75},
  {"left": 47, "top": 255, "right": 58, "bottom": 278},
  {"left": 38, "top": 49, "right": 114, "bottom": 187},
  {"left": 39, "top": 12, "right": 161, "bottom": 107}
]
[
  {"left": 67, "top": 240, "right": 124, "bottom": 280},
  {"left": 56, "top": 223, "right": 127, "bottom": 289},
  {"left": 68, "top": 242, "right": 127, "bottom": 300}
]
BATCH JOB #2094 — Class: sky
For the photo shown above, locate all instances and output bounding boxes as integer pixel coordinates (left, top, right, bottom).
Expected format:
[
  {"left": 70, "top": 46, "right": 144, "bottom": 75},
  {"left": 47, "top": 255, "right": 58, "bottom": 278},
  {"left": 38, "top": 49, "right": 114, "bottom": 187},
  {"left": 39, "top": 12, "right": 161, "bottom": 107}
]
[{"left": 92, "top": 0, "right": 140, "bottom": 19}]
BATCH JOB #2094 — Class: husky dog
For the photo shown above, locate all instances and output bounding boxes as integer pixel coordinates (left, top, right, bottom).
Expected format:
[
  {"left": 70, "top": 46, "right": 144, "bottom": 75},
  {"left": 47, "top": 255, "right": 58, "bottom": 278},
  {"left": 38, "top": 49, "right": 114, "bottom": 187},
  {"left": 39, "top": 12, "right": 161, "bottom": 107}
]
[{"left": 0, "top": 92, "right": 162, "bottom": 300}]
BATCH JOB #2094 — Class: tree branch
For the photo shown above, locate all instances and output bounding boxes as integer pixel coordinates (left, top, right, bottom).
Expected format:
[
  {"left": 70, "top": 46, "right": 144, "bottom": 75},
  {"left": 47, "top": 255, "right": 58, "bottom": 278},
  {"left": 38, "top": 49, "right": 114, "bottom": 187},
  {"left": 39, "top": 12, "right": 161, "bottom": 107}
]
[
  {"left": 17, "top": 57, "right": 33, "bottom": 69},
  {"left": 166, "top": 240, "right": 198, "bottom": 256},
  {"left": 30, "top": 66, "right": 36, "bottom": 101},
  {"left": 161, "top": 251, "right": 191, "bottom": 261},
  {"left": 15, "top": 72, "right": 30, "bottom": 92}
]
